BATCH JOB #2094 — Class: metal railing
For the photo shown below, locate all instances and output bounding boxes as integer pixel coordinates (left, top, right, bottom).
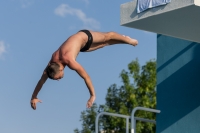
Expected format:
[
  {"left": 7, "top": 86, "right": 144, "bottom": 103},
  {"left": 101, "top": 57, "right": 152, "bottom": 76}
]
[
  {"left": 131, "top": 107, "right": 161, "bottom": 133},
  {"left": 95, "top": 112, "right": 130, "bottom": 133},
  {"left": 95, "top": 107, "right": 161, "bottom": 133}
]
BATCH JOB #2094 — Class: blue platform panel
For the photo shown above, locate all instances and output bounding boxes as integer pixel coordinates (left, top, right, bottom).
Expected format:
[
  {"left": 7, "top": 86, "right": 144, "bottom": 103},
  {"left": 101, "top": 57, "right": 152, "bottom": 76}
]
[{"left": 156, "top": 35, "right": 200, "bottom": 133}]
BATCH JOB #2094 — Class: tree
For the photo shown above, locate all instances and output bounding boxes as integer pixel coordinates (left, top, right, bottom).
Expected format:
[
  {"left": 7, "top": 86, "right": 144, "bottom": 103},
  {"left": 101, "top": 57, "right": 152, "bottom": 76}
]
[
  {"left": 74, "top": 59, "right": 156, "bottom": 133},
  {"left": 74, "top": 103, "right": 105, "bottom": 133}
]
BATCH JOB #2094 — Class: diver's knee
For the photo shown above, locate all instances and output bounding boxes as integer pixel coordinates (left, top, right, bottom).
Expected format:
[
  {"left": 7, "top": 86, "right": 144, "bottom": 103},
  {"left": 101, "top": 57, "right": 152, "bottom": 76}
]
[{"left": 105, "top": 31, "right": 115, "bottom": 41}]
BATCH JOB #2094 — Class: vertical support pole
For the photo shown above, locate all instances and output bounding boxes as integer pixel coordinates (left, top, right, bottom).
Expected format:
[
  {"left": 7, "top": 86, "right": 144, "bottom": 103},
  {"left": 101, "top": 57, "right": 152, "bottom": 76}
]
[
  {"left": 126, "top": 117, "right": 129, "bottom": 133},
  {"left": 95, "top": 113, "right": 100, "bottom": 133},
  {"left": 134, "top": 118, "right": 137, "bottom": 133},
  {"left": 131, "top": 118, "right": 136, "bottom": 133}
]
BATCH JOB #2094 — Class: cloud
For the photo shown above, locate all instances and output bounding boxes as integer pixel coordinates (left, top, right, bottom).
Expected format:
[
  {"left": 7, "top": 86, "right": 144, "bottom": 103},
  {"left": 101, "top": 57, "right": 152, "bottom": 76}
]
[
  {"left": 54, "top": 4, "right": 100, "bottom": 30},
  {"left": 0, "top": 41, "right": 6, "bottom": 59},
  {"left": 20, "top": 0, "right": 34, "bottom": 8}
]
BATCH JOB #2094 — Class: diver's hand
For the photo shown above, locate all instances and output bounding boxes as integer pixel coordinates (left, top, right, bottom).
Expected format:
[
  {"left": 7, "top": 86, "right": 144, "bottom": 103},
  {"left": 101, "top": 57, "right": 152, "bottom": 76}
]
[
  {"left": 30, "top": 98, "right": 42, "bottom": 110},
  {"left": 87, "top": 95, "right": 95, "bottom": 108}
]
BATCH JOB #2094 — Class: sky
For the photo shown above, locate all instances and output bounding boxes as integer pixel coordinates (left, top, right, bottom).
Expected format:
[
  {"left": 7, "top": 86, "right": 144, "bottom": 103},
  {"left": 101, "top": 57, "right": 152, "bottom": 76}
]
[{"left": 0, "top": 0, "right": 156, "bottom": 132}]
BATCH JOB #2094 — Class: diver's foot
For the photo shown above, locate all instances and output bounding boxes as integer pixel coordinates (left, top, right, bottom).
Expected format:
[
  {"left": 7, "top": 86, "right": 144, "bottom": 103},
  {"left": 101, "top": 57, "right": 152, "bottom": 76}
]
[{"left": 123, "top": 35, "right": 138, "bottom": 46}]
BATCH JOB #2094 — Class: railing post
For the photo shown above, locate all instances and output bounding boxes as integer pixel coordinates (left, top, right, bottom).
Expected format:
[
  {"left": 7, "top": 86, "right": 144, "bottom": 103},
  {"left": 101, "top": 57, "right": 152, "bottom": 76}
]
[
  {"left": 95, "top": 113, "right": 101, "bottom": 133},
  {"left": 126, "top": 117, "right": 129, "bottom": 133}
]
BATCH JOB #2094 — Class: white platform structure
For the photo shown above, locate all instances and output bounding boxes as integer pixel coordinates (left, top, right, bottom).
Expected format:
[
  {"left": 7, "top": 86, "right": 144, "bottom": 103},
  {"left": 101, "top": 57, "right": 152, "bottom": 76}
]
[{"left": 120, "top": 0, "right": 200, "bottom": 43}]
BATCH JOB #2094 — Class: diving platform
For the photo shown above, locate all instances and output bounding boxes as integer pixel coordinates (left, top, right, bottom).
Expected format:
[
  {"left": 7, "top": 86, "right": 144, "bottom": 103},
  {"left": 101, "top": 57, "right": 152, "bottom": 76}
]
[{"left": 120, "top": 0, "right": 200, "bottom": 43}]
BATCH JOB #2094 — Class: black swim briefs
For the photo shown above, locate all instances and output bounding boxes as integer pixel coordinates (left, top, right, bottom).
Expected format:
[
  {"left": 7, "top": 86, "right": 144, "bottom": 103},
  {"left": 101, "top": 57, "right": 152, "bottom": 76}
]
[{"left": 79, "top": 30, "right": 93, "bottom": 52}]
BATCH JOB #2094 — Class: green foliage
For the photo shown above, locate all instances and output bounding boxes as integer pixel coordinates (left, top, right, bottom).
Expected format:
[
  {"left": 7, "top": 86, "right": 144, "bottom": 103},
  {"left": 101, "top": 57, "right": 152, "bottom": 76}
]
[{"left": 74, "top": 59, "right": 157, "bottom": 133}]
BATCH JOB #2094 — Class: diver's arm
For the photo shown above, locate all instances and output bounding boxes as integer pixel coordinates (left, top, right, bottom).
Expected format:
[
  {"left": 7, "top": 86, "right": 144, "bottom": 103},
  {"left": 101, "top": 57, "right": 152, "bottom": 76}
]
[
  {"left": 30, "top": 70, "right": 48, "bottom": 110},
  {"left": 67, "top": 60, "right": 96, "bottom": 108},
  {"left": 31, "top": 71, "right": 48, "bottom": 99}
]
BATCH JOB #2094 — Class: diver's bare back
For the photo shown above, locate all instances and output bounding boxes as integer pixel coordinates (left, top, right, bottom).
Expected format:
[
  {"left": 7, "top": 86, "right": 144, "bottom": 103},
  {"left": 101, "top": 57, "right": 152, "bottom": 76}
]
[{"left": 51, "top": 32, "right": 88, "bottom": 64}]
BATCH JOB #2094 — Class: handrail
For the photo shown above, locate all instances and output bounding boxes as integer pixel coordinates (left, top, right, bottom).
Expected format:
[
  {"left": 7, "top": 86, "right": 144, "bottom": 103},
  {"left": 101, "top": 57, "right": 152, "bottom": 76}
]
[
  {"left": 95, "top": 107, "right": 161, "bottom": 133},
  {"left": 131, "top": 107, "right": 161, "bottom": 133},
  {"left": 134, "top": 117, "right": 156, "bottom": 124},
  {"left": 95, "top": 112, "right": 130, "bottom": 133}
]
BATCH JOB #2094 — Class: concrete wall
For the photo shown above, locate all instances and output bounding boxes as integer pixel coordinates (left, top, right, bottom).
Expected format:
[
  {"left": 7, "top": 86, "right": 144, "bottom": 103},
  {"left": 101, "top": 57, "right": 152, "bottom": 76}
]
[{"left": 156, "top": 35, "right": 200, "bottom": 133}]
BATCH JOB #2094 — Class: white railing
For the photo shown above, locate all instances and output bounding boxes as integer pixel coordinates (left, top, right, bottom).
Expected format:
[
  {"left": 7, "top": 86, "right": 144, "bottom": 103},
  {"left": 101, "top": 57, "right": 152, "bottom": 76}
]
[
  {"left": 131, "top": 107, "right": 161, "bottom": 133},
  {"left": 95, "top": 107, "right": 161, "bottom": 133},
  {"left": 95, "top": 112, "right": 130, "bottom": 133}
]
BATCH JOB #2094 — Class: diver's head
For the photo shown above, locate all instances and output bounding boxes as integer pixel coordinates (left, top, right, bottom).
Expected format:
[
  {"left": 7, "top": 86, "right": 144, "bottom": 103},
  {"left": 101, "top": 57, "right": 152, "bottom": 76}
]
[{"left": 46, "top": 62, "right": 64, "bottom": 80}]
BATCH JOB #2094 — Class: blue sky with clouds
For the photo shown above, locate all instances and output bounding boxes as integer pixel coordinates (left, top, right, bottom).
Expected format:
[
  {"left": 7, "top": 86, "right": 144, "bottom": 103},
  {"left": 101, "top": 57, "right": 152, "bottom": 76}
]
[{"left": 0, "top": 0, "right": 156, "bottom": 132}]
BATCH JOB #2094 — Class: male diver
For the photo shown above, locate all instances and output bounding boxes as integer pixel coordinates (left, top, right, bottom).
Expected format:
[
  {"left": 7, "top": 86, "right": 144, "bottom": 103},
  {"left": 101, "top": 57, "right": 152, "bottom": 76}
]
[{"left": 30, "top": 30, "right": 138, "bottom": 110}]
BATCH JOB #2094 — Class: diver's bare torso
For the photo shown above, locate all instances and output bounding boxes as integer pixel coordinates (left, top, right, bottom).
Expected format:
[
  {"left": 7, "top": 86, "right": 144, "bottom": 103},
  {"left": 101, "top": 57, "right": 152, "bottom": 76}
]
[{"left": 51, "top": 31, "right": 88, "bottom": 65}]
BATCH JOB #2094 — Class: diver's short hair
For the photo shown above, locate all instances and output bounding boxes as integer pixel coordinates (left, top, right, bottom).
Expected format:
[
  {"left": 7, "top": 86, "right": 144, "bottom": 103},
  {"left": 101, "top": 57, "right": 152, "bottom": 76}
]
[{"left": 46, "top": 62, "right": 60, "bottom": 79}]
